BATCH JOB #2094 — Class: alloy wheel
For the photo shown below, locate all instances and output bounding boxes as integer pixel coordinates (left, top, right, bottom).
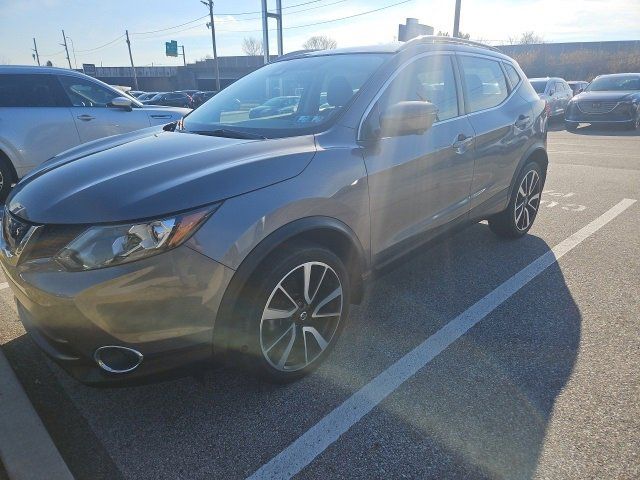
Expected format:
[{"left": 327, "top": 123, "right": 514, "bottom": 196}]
[
  {"left": 514, "top": 169, "right": 541, "bottom": 231},
  {"left": 259, "top": 261, "right": 343, "bottom": 372}
]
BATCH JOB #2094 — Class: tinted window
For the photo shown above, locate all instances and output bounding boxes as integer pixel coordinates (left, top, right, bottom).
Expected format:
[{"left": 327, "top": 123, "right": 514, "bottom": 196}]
[
  {"left": 58, "top": 75, "right": 118, "bottom": 107},
  {"left": 503, "top": 63, "right": 521, "bottom": 89},
  {"left": 530, "top": 80, "right": 547, "bottom": 94},
  {"left": 0, "top": 74, "right": 66, "bottom": 107},
  {"left": 460, "top": 56, "right": 509, "bottom": 112}
]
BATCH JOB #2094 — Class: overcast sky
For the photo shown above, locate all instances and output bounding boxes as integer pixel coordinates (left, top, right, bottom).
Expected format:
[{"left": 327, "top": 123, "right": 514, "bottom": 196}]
[{"left": 1, "top": 0, "right": 638, "bottom": 67}]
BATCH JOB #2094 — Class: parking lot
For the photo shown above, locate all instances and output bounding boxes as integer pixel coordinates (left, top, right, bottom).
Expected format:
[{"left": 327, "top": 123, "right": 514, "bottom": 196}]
[{"left": 0, "top": 125, "right": 638, "bottom": 479}]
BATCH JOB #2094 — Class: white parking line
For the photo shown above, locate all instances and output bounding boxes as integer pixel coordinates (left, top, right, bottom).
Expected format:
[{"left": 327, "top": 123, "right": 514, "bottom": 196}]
[
  {"left": 0, "top": 282, "right": 8, "bottom": 291},
  {"left": 247, "top": 198, "right": 637, "bottom": 480}
]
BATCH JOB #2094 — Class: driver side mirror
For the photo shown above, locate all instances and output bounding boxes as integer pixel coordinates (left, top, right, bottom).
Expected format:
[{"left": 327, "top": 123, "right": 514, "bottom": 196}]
[
  {"left": 379, "top": 101, "right": 437, "bottom": 137},
  {"left": 109, "top": 96, "right": 133, "bottom": 111}
]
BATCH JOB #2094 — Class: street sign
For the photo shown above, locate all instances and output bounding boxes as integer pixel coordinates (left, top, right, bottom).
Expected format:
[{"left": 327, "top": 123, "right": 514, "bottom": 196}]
[
  {"left": 82, "top": 63, "right": 96, "bottom": 76},
  {"left": 165, "top": 40, "right": 178, "bottom": 57}
]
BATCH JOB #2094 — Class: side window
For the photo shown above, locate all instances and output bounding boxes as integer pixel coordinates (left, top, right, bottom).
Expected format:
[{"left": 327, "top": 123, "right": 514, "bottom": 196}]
[
  {"left": 58, "top": 75, "right": 118, "bottom": 107},
  {"left": 0, "top": 74, "right": 67, "bottom": 107},
  {"left": 459, "top": 56, "right": 509, "bottom": 113},
  {"left": 503, "top": 63, "right": 521, "bottom": 90},
  {"left": 363, "top": 55, "right": 459, "bottom": 138}
]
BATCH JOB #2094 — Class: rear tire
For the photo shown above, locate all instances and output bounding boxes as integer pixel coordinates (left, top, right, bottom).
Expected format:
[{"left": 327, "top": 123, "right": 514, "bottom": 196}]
[
  {"left": 0, "top": 156, "right": 14, "bottom": 203},
  {"left": 489, "top": 162, "right": 543, "bottom": 239},
  {"left": 232, "top": 242, "right": 350, "bottom": 383}
]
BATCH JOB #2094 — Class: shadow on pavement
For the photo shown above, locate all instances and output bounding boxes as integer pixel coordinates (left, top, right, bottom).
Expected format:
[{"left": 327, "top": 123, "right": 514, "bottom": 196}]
[{"left": 2, "top": 224, "right": 581, "bottom": 480}]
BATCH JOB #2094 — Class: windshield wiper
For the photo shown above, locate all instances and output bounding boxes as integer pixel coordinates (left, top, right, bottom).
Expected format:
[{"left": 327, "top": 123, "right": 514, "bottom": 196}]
[{"left": 190, "top": 129, "right": 267, "bottom": 140}]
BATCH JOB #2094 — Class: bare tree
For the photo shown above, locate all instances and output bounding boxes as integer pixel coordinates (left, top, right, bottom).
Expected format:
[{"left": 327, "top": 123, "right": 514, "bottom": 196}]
[
  {"left": 437, "top": 30, "right": 471, "bottom": 39},
  {"left": 303, "top": 36, "right": 337, "bottom": 50},
  {"left": 242, "top": 37, "right": 263, "bottom": 56},
  {"left": 508, "top": 31, "right": 544, "bottom": 45}
]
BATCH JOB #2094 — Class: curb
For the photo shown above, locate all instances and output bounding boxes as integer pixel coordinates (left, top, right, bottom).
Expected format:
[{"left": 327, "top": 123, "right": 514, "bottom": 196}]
[{"left": 0, "top": 348, "right": 74, "bottom": 480}]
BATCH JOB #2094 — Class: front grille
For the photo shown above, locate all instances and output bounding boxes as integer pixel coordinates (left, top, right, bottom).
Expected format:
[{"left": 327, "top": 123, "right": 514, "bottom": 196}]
[
  {"left": 577, "top": 101, "right": 618, "bottom": 114},
  {"left": 2, "top": 209, "right": 32, "bottom": 253}
]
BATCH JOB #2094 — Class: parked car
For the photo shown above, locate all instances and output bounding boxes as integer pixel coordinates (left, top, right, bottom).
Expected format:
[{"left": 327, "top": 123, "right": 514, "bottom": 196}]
[
  {"left": 529, "top": 77, "right": 573, "bottom": 118},
  {"left": 565, "top": 73, "right": 640, "bottom": 131},
  {"left": 0, "top": 67, "right": 191, "bottom": 200},
  {"left": 0, "top": 37, "right": 547, "bottom": 385},
  {"left": 192, "top": 90, "right": 217, "bottom": 108},
  {"left": 136, "top": 92, "right": 160, "bottom": 101},
  {"left": 567, "top": 81, "right": 588, "bottom": 96},
  {"left": 249, "top": 95, "right": 300, "bottom": 118},
  {"left": 141, "top": 91, "right": 193, "bottom": 108}
]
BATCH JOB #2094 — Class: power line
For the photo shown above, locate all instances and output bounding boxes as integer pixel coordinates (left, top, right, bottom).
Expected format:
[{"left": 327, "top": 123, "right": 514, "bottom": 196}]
[
  {"left": 131, "top": 15, "right": 209, "bottom": 35},
  {"left": 217, "top": 0, "right": 414, "bottom": 33},
  {"left": 75, "top": 34, "right": 125, "bottom": 53}
]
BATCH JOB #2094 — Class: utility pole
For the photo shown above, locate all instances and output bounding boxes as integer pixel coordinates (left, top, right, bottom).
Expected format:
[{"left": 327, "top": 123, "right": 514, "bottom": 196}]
[
  {"left": 261, "top": 0, "right": 284, "bottom": 64},
  {"left": 452, "top": 0, "right": 462, "bottom": 37},
  {"left": 201, "top": 0, "right": 221, "bottom": 91},
  {"left": 180, "top": 45, "right": 186, "bottom": 66},
  {"left": 32, "top": 38, "right": 40, "bottom": 66},
  {"left": 125, "top": 30, "right": 139, "bottom": 90},
  {"left": 61, "top": 30, "right": 72, "bottom": 69}
]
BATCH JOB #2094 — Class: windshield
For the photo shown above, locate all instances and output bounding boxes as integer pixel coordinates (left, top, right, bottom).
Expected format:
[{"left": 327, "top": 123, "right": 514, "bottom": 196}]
[
  {"left": 586, "top": 75, "right": 640, "bottom": 91},
  {"left": 183, "top": 54, "right": 387, "bottom": 137},
  {"left": 530, "top": 80, "right": 547, "bottom": 94}
]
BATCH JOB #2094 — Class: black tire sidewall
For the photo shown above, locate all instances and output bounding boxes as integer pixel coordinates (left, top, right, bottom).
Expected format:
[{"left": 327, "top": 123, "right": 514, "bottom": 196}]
[
  {"left": 233, "top": 243, "right": 351, "bottom": 382},
  {"left": 0, "top": 159, "right": 13, "bottom": 203}
]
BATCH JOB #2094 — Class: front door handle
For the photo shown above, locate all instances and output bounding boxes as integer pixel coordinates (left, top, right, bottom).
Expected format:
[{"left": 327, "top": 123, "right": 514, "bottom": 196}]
[
  {"left": 452, "top": 133, "right": 474, "bottom": 154},
  {"left": 77, "top": 114, "right": 95, "bottom": 121},
  {"left": 514, "top": 114, "right": 530, "bottom": 129}
]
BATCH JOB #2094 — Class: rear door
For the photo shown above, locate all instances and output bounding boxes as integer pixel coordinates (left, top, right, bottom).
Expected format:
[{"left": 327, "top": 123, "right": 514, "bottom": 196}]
[
  {"left": 57, "top": 74, "right": 151, "bottom": 143},
  {"left": 457, "top": 54, "right": 533, "bottom": 211},
  {"left": 361, "top": 53, "right": 476, "bottom": 258},
  {"left": 0, "top": 73, "right": 79, "bottom": 176}
]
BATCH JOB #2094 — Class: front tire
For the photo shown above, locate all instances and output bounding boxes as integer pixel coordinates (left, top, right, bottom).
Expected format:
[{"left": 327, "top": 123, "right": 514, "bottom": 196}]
[
  {"left": 489, "top": 162, "right": 543, "bottom": 238},
  {"left": 233, "top": 242, "right": 350, "bottom": 382},
  {"left": 0, "top": 157, "right": 14, "bottom": 203}
]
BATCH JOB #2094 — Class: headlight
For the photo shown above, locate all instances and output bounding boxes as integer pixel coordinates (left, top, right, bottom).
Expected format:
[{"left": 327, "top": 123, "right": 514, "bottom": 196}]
[{"left": 55, "top": 205, "right": 218, "bottom": 271}]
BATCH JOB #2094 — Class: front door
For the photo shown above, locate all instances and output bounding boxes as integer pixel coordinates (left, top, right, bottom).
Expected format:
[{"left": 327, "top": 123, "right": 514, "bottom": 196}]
[
  {"left": 360, "top": 54, "right": 475, "bottom": 259},
  {"left": 57, "top": 74, "right": 149, "bottom": 143}
]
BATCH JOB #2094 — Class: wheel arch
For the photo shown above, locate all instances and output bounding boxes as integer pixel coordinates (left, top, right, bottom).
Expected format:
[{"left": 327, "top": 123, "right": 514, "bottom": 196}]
[
  {"left": 509, "top": 145, "right": 548, "bottom": 199},
  {"left": 212, "top": 216, "right": 368, "bottom": 356},
  {"left": 0, "top": 148, "right": 19, "bottom": 184}
]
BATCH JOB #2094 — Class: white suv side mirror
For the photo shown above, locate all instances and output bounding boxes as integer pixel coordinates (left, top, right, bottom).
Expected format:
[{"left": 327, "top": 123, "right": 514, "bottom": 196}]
[{"left": 110, "top": 97, "right": 133, "bottom": 110}]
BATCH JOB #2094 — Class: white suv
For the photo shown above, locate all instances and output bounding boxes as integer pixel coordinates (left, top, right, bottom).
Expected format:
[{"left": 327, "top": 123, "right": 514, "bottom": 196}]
[{"left": 0, "top": 66, "right": 191, "bottom": 200}]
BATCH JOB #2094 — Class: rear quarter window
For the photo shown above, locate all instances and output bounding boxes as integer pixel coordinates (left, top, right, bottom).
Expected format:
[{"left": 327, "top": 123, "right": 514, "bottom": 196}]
[{"left": 0, "top": 74, "right": 67, "bottom": 107}]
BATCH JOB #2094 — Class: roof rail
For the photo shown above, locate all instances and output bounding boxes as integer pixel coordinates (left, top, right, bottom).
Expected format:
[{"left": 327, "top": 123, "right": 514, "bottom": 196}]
[{"left": 400, "top": 35, "right": 501, "bottom": 53}]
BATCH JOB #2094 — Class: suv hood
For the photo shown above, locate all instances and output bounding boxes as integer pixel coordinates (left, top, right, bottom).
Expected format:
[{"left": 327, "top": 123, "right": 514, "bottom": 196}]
[
  {"left": 572, "top": 91, "right": 639, "bottom": 102},
  {"left": 8, "top": 130, "right": 316, "bottom": 224}
]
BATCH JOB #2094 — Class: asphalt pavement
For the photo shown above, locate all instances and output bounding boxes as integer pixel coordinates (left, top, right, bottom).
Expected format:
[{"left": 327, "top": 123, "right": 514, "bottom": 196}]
[{"left": 0, "top": 123, "right": 638, "bottom": 480}]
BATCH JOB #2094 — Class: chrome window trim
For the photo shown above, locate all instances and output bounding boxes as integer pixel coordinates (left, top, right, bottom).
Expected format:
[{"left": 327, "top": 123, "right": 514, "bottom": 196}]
[
  {"left": 357, "top": 50, "right": 460, "bottom": 141},
  {"left": 456, "top": 52, "right": 520, "bottom": 117}
]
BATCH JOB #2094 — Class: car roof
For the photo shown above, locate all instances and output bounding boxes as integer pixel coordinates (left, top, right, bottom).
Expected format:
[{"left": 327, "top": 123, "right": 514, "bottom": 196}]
[
  {"left": 0, "top": 65, "right": 86, "bottom": 75},
  {"left": 529, "top": 77, "right": 566, "bottom": 82},
  {"left": 276, "top": 36, "right": 510, "bottom": 62}
]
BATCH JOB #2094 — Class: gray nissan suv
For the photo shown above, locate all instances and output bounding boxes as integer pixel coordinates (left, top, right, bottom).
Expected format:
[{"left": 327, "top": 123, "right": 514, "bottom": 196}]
[{"left": 0, "top": 37, "right": 548, "bottom": 385}]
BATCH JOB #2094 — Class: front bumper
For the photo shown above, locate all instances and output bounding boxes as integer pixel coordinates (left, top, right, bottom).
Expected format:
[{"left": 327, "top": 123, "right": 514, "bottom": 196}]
[
  {"left": 565, "top": 102, "right": 636, "bottom": 126},
  {"left": 0, "top": 243, "right": 234, "bottom": 385}
]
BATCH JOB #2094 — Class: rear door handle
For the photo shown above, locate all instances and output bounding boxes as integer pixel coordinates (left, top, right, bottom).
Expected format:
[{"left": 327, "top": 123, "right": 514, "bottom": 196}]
[
  {"left": 77, "top": 114, "right": 95, "bottom": 121},
  {"left": 452, "top": 133, "right": 474, "bottom": 154},
  {"left": 515, "top": 114, "right": 530, "bottom": 129}
]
